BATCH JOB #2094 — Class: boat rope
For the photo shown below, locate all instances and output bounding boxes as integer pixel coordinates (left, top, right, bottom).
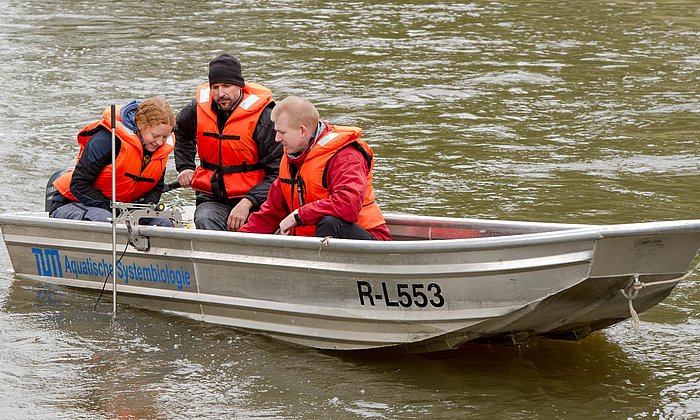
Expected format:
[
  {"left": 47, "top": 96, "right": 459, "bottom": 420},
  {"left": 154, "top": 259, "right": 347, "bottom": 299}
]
[
  {"left": 620, "top": 258, "right": 700, "bottom": 332},
  {"left": 620, "top": 277, "right": 642, "bottom": 332},
  {"left": 318, "top": 236, "right": 332, "bottom": 255}
]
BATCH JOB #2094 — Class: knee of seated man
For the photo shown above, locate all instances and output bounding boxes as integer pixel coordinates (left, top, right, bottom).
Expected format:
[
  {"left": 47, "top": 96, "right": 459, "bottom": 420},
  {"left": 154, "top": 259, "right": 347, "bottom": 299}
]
[
  {"left": 194, "top": 202, "right": 228, "bottom": 230},
  {"left": 314, "top": 215, "right": 348, "bottom": 237}
]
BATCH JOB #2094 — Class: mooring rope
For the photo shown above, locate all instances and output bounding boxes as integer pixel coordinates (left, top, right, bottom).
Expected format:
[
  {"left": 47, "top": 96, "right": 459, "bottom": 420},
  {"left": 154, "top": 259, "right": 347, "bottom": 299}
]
[
  {"left": 318, "top": 236, "right": 331, "bottom": 255},
  {"left": 620, "top": 258, "right": 700, "bottom": 331}
]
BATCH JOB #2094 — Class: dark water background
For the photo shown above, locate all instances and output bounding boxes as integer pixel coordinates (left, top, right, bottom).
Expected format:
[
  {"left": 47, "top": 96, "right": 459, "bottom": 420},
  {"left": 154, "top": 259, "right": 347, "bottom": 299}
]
[{"left": 0, "top": 1, "right": 699, "bottom": 418}]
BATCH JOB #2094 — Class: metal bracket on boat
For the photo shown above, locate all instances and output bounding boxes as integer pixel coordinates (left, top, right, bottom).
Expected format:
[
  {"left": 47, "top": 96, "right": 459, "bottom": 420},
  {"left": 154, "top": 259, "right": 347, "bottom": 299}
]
[{"left": 112, "top": 203, "right": 184, "bottom": 251}]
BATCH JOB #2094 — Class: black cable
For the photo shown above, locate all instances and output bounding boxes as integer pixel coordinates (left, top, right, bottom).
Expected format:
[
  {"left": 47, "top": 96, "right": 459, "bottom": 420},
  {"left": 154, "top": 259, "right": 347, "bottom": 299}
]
[{"left": 93, "top": 241, "right": 129, "bottom": 312}]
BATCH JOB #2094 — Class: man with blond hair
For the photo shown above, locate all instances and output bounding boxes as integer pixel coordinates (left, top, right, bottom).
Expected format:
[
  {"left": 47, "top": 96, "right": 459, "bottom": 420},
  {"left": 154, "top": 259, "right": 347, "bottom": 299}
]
[{"left": 240, "top": 96, "right": 391, "bottom": 240}]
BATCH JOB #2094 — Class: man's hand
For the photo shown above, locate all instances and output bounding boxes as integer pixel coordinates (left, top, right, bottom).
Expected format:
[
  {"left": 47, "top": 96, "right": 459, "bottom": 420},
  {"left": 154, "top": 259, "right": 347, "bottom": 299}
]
[
  {"left": 279, "top": 210, "right": 299, "bottom": 235},
  {"left": 227, "top": 198, "right": 254, "bottom": 231},
  {"left": 177, "top": 169, "right": 195, "bottom": 188}
]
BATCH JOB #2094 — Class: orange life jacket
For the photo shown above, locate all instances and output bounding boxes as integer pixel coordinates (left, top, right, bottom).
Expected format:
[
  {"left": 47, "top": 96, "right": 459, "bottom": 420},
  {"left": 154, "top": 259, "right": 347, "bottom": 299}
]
[
  {"left": 191, "top": 82, "right": 272, "bottom": 199},
  {"left": 53, "top": 105, "right": 174, "bottom": 203},
  {"left": 279, "top": 125, "right": 386, "bottom": 237}
]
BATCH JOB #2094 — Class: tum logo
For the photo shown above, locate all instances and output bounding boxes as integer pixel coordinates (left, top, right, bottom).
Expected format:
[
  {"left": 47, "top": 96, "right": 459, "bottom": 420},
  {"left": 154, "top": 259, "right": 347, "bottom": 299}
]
[{"left": 31, "top": 248, "right": 63, "bottom": 278}]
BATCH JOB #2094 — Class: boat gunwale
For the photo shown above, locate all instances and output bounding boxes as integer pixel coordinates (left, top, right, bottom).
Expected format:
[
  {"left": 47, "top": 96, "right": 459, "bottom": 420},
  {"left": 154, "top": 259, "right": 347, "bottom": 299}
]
[{"left": 3, "top": 212, "right": 700, "bottom": 254}]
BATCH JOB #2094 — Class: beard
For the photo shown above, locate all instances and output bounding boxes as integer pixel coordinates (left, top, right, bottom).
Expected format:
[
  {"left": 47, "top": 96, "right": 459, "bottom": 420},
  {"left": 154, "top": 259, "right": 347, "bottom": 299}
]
[
  {"left": 214, "top": 89, "right": 241, "bottom": 112},
  {"left": 215, "top": 97, "right": 235, "bottom": 112}
]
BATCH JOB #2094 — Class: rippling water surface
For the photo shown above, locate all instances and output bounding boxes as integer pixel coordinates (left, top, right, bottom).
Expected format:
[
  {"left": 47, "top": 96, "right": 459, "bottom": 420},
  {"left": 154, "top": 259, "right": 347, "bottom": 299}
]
[{"left": 1, "top": 1, "right": 699, "bottom": 418}]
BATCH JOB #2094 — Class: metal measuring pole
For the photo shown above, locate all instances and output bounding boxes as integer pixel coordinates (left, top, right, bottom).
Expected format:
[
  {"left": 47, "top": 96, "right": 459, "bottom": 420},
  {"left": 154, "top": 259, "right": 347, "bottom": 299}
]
[{"left": 110, "top": 104, "right": 117, "bottom": 316}]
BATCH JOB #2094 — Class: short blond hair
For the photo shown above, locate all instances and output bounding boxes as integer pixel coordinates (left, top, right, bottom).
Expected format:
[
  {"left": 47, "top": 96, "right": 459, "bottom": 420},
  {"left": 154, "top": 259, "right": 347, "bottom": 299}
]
[
  {"left": 271, "top": 96, "right": 319, "bottom": 130},
  {"left": 135, "top": 97, "right": 175, "bottom": 129}
]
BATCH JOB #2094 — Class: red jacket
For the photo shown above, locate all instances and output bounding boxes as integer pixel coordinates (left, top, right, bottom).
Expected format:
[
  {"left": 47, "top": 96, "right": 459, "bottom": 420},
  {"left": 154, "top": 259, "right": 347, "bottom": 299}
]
[
  {"left": 240, "top": 124, "right": 391, "bottom": 240},
  {"left": 278, "top": 125, "right": 386, "bottom": 237}
]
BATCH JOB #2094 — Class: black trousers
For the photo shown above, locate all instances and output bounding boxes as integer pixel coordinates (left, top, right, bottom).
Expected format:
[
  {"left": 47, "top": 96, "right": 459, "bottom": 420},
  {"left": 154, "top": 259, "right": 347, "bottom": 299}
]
[{"left": 314, "top": 215, "right": 375, "bottom": 240}]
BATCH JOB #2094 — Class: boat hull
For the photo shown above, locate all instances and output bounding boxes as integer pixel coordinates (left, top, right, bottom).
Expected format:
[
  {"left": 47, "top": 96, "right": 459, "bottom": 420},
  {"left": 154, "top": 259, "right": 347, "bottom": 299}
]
[{"left": 1, "top": 212, "right": 699, "bottom": 353}]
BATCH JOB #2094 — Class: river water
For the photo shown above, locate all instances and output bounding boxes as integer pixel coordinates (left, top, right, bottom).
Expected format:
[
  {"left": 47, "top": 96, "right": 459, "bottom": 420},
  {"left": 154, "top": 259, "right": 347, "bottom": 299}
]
[{"left": 1, "top": 0, "right": 699, "bottom": 418}]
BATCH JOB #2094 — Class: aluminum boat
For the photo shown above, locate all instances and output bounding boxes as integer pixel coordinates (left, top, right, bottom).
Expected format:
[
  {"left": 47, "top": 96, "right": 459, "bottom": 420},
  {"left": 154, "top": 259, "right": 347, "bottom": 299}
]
[{"left": 1, "top": 208, "right": 699, "bottom": 353}]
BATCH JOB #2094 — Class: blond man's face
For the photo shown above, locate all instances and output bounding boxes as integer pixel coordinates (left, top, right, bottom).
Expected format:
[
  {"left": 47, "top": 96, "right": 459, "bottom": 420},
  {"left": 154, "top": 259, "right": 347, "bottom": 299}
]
[{"left": 273, "top": 112, "right": 309, "bottom": 154}]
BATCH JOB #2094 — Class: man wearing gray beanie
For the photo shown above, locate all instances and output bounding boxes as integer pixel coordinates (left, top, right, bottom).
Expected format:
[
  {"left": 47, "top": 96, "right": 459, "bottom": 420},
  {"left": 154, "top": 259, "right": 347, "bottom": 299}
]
[{"left": 174, "top": 54, "right": 282, "bottom": 231}]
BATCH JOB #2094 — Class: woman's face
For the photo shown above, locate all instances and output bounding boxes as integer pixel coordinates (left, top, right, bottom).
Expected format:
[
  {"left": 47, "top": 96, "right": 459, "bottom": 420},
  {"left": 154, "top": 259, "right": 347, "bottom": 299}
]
[{"left": 138, "top": 123, "right": 172, "bottom": 152}]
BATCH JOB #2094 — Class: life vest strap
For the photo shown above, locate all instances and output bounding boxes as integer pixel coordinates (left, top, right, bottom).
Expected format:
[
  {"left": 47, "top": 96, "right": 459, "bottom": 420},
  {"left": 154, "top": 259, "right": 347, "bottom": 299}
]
[
  {"left": 200, "top": 159, "right": 264, "bottom": 174},
  {"left": 280, "top": 174, "right": 306, "bottom": 207},
  {"left": 125, "top": 172, "right": 156, "bottom": 183},
  {"left": 202, "top": 132, "right": 241, "bottom": 141}
]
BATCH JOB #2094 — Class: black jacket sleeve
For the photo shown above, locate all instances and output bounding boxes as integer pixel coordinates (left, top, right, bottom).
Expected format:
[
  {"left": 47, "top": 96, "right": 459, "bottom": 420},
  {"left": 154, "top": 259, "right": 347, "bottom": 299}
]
[
  {"left": 173, "top": 99, "right": 198, "bottom": 173},
  {"left": 245, "top": 102, "right": 282, "bottom": 207},
  {"left": 69, "top": 128, "right": 120, "bottom": 211}
]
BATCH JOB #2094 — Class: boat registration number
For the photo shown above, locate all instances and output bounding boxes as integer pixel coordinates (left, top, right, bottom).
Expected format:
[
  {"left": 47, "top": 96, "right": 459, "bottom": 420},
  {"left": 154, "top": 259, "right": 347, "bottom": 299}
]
[{"left": 356, "top": 281, "right": 445, "bottom": 308}]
